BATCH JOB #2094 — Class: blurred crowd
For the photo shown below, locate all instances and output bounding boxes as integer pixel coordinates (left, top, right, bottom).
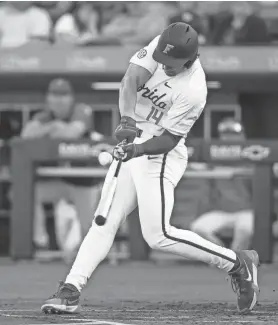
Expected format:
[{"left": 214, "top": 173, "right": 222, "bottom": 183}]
[
  {"left": 0, "top": 1, "right": 277, "bottom": 48},
  {"left": 1, "top": 1, "right": 278, "bottom": 263}
]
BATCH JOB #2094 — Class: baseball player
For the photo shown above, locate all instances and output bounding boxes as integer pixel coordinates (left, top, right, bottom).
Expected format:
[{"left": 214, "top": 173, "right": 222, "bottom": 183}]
[
  {"left": 41, "top": 23, "right": 259, "bottom": 315},
  {"left": 190, "top": 118, "right": 254, "bottom": 251},
  {"left": 22, "top": 79, "right": 101, "bottom": 260}
]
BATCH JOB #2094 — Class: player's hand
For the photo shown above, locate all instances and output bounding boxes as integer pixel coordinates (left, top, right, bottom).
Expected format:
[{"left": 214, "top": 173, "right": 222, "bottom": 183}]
[
  {"left": 113, "top": 142, "right": 127, "bottom": 160},
  {"left": 48, "top": 121, "right": 68, "bottom": 138},
  {"left": 114, "top": 116, "right": 139, "bottom": 143},
  {"left": 49, "top": 121, "right": 67, "bottom": 131},
  {"left": 113, "top": 142, "right": 144, "bottom": 162}
]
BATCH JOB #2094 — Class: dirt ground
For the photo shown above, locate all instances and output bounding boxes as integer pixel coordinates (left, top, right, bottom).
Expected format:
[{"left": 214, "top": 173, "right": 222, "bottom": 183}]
[{"left": 0, "top": 259, "right": 278, "bottom": 325}]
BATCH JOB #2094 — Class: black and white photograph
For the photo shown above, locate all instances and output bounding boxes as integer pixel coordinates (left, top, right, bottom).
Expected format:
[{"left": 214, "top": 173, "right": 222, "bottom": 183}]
[{"left": 0, "top": 1, "right": 278, "bottom": 324}]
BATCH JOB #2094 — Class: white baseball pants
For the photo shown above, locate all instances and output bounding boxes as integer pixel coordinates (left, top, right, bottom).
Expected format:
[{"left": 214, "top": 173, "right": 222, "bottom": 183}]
[{"left": 66, "top": 133, "right": 237, "bottom": 291}]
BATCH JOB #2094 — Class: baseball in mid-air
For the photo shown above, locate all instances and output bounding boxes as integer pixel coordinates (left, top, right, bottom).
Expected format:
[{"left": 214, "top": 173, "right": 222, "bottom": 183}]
[{"left": 98, "top": 151, "right": 113, "bottom": 166}]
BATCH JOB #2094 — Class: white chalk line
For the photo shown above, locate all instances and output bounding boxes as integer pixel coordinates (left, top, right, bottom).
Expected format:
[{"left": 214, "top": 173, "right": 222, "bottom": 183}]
[
  {"left": 0, "top": 308, "right": 277, "bottom": 316},
  {"left": 2, "top": 322, "right": 97, "bottom": 325},
  {"left": 0, "top": 308, "right": 276, "bottom": 313},
  {"left": 25, "top": 322, "right": 277, "bottom": 325},
  {"left": 0, "top": 309, "right": 37, "bottom": 312},
  {"left": 25, "top": 322, "right": 134, "bottom": 325},
  {"left": 200, "top": 319, "right": 277, "bottom": 324},
  {"left": 68, "top": 319, "right": 137, "bottom": 324},
  {"left": 0, "top": 313, "right": 136, "bottom": 325},
  {"left": 0, "top": 308, "right": 277, "bottom": 325}
]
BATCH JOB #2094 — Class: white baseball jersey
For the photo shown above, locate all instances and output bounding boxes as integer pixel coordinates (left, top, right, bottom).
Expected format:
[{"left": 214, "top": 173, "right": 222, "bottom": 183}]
[
  {"left": 64, "top": 40, "right": 237, "bottom": 294},
  {"left": 129, "top": 36, "right": 207, "bottom": 138}
]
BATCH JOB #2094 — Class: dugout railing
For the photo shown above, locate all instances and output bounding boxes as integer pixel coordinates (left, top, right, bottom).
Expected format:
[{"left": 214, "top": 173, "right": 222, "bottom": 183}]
[
  {"left": 2, "top": 44, "right": 278, "bottom": 263},
  {"left": 9, "top": 138, "right": 276, "bottom": 263}
]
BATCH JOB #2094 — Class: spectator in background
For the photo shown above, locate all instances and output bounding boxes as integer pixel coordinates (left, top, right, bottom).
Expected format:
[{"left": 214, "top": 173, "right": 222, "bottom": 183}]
[
  {"left": 169, "top": 1, "right": 207, "bottom": 45},
  {"left": 234, "top": 2, "right": 272, "bottom": 140},
  {"left": 208, "top": 2, "right": 234, "bottom": 45},
  {"left": 54, "top": 2, "right": 99, "bottom": 45},
  {"left": 210, "top": 1, "right": 269, "bottom": 45},
  {"left": 0, "top": 1, "right": 51, "bottom": 48},
  {"left": 35, "top": 1, "right": 75, "bottom": 25},
  {"left": 101, "top": 2, "right": 169, "bottom": 46},
  {"left": 232, "top": 1, "right": 270, "bottom": 45},
  {"left": 95, "top": 1, "right": 126, "bottom": 33},
  {"left": 259, "top": 1, "right": 278, "bottom": 43},
  {"left": 190, "top": 118, "right": 254, "bottom": 251},
  {"left": 21, "top": 78, "right": 102, "bottom": 262}
]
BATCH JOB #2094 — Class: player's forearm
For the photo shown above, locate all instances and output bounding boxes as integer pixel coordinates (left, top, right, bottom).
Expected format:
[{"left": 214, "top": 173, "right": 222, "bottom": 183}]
[
  {"left": 118, "top": 75, "right": 137, "bottom": 118},
  {"left": 21, "top": 122, "right": 51, "bottom": 138},
  {"left": 119, "top": 64, "right": 152, "bottom": 118},
  {"left": 50, "top": 123, "right": 86, "bottom": 139},
  {"left": 137, "top": 131, "right": 182, "bottom": 156}
]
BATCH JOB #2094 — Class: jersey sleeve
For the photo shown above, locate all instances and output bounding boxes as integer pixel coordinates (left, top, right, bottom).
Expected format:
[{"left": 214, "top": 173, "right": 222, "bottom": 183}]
[
  {"left": 30, "top": 8, "right": 51, "bottom": 38},
  {"left": 54, "top": 14, "right": 76, "bottom": 37},
  {"left": 161, "top": 87, "right": 207, "bottom": 137},
  {"left": 32, "top": 110, "right": 53, "bottom": 123},
  {"left": 129, "top": 36, "right": 160, "bottom": 74}
]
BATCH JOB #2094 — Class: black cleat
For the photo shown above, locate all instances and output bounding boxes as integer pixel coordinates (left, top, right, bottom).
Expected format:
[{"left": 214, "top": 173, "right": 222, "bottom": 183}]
[
  {"left": 41, "top": 281, "right": 80, "bottom": 314},
  {"left": 229, "top": 250, "right": 260, "bottom": 313}
]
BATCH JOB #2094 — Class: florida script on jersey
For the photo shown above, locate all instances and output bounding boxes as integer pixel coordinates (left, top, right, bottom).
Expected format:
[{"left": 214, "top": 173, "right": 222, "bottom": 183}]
[{"left": 129, "top": 36, "right": 207, "bottom": 138}]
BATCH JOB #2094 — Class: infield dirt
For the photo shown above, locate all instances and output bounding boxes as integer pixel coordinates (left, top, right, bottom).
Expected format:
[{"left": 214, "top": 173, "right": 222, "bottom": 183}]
[{"left": 0, "top": 260, "right": 277, "bottom": 325}]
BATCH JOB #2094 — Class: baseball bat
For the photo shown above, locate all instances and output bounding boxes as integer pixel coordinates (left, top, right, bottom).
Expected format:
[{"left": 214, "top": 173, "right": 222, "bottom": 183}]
[{"left": 94, "top": 156, "right": 123, "bottom": 226}]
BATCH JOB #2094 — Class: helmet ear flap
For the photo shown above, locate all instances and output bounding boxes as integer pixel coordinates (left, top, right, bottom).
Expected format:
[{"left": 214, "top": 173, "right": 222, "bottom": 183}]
[{"left": 184, "top": 53, "right": 199, "bottom": 69}]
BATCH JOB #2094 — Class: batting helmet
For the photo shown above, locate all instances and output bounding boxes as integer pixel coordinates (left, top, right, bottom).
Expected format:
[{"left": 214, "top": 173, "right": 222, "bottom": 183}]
[{"left": 153, "top": 22, "right": 199, "bottom": 69}]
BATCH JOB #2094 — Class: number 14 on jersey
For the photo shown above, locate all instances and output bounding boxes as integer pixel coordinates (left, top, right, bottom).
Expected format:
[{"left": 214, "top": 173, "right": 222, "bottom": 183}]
[{"left": 146, "top": 106, "right": 164, "bottom": 125}]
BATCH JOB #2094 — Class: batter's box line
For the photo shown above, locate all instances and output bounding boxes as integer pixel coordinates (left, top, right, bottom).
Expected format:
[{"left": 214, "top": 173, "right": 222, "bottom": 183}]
[
  {"left": 29, "top": 323, "right": 135, "bottom": 325},
  {"left": 201, "top": 321, "right": 278, "bottom": 324},
  {"left": 0, "top": 315, "right": 135, "bottom": 325},
  {"left": 0, "top": 311, "right": 136, "bottom": 325},
  {"left": 1, "top": 312, "right": 277, "bottom": 325},
  {"left": 68, "top": 319, "right": 136, "bottom": 325},
  {"left": 66, "top": 309, "right": 278, "bottom": 316},
  {"left": 0, "top": 308, "right": 277, "bottom": 315}
]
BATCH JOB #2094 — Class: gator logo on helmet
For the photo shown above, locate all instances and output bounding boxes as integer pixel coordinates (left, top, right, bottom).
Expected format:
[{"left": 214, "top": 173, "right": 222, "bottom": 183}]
[
  {"left": 163, "top": 44, "right": 174, "bottom": 54},
  {"left": 137, "top": 49, "right": 147, "bottom": 59}
]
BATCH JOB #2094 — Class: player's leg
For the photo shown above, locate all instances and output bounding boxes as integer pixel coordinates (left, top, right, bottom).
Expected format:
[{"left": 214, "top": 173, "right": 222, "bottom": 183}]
[
  {"left": 231, "top": 210, "right": 254, "bottom": 251},
  {"left": 131, "top": 152, "right": 259, "bottom": 312},
  {"left": 41, "top": 161, "right": 137, "bottom": 314},
  {"left": 70, "top": 184, "right": 102, "bottom": 236},
  {"left": 190, "top": 211, "right": 234, "bottom": 247},
  {"left": 34, "top": 181, "right": 68, "bottom": 248},
  {"left": 54, "top": 200, "right": 82, "bottom": 263},
  {"left": 135, "top": 170, "right": 237, "bottom": 271}
]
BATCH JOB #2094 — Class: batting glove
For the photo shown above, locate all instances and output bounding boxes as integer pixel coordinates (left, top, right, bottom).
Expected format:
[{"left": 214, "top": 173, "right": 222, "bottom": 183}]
[
  {"left": 113, "top": 142, "right": 144, "bottom": 162},
  {"left": 114, "top": 116, "right": 139, "bottom": 143}
]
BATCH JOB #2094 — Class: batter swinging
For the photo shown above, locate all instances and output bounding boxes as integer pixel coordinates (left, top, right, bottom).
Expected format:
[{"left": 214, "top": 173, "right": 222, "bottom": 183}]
[{"left": 41, "top": 23, "right": 260, "bottom": 315}]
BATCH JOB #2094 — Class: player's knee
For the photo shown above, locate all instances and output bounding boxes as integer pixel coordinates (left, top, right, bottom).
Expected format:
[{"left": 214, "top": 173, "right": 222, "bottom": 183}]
[
  {"left": 142, "top": 230, "right": 165, "bottom": 250},
  {"left": 234, "top": 228, "right": 253, "bottom": 247},
  {"left": 190, "top": 221, "right": 202, "bottom": 233},
  {"left": 237, "top": 226, "right": 253, "bottom": 237},
  {"left": 191, "top": 222, "right": 211, "bottom": 239}
]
